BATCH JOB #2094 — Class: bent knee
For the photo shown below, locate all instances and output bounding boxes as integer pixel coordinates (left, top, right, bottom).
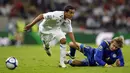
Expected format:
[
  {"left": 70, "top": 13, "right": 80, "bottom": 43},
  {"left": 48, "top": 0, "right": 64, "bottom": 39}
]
[
  {"left": 69, "top": 42, "right": 74, "bottom": 47},
  {"left": 69, "top": 42, "right": 80, "bottom": 48}
]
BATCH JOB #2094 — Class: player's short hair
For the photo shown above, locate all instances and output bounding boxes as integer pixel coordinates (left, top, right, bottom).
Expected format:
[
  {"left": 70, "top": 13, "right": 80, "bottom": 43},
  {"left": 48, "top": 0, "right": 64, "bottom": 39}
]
[
  {"left": 64, "top": 5, "right": 76, "bottom": 12},
  {"left": 112, "top": 37, "right": 124, "bottom": 48}
]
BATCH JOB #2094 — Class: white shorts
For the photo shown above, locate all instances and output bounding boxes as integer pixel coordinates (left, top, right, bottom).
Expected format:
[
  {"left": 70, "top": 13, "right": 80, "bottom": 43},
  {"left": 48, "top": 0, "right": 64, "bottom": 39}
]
[{"left": 39, "top": 28, "right": 66, "bottom": 46}]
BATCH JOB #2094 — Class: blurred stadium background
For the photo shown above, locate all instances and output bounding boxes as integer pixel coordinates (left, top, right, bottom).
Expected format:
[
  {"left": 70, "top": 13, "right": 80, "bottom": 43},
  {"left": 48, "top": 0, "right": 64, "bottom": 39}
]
[
  {"left": 0, "top": 0, "right": 130, "bottom": 46},
  {"left": 0, "top": 0, "right": 130, "bottom": 73}
]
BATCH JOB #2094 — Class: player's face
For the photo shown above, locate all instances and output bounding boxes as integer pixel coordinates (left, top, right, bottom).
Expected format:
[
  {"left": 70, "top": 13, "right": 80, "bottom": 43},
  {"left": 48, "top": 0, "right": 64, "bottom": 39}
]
[
  {"left": 65, "top": 9, "right": 75, "bottom": 19},
  {"left": 110, "top": 41, "right": 119, "bottom": 51}
]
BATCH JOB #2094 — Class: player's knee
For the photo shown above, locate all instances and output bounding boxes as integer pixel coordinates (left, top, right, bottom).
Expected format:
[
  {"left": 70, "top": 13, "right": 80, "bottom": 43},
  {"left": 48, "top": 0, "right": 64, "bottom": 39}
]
[
  {"left": 69, "top": 42, "right": 79, "bottom": 49},
  {"left": 60, "top": 38, "right": 66, "bottom": 44},
  {"left": 69, "top": 42, "right": 74, "bottom": 47}
]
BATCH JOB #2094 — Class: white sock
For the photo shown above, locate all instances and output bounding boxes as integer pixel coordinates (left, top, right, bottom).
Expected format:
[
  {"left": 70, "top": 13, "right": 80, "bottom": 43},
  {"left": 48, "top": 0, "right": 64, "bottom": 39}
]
[{"left": 60, "top": 44, "right": 66, "bottom": 65}]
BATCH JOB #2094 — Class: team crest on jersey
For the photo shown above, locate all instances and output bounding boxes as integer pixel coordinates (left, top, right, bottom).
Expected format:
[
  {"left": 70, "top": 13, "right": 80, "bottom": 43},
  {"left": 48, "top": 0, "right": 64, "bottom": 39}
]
[
  {"left": 60, "top": 15, "right": 64, "bottom": 19},
  {"left": 98, "top": 45, "right": 103, "bottom": 51},
  {"left": 47, "top": 15, "right": 53, "bottom": 18},
  {"left": 112, "top": 54, "right": 117, "bottom": 58}
]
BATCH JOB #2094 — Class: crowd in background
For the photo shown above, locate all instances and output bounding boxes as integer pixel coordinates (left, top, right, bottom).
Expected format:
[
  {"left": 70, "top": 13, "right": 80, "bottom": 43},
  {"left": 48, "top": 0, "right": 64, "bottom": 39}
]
[
  {"left": 0, "top": 0, "right": 130, "bottom": 46},
  {"left": 0, "top": 0, "right": 130, "bottom": 32}
]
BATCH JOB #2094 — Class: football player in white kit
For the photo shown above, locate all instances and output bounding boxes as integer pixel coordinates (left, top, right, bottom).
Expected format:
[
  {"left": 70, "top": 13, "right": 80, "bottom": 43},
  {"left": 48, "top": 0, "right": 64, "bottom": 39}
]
[{"left": 24, "top": 5, "right": 79, "bottom": 68}]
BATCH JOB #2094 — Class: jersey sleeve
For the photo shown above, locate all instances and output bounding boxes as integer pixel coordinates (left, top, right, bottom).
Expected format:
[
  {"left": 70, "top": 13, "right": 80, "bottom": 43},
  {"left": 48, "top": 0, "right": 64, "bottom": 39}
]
[
  {"left": 117, "top": 49, "right": 125, "bottom": 66},
  {"left": 43, "top": 12, "right": 55, "bottom": 19},
  {"left": 94, "top": 40, "right": 108, "bottom": 66},
  {"left": 64, "top": 19, "right": 73, "bottom": 32},
  {"left": 43, "top": 11, "right": 63, "bottom": 19}
]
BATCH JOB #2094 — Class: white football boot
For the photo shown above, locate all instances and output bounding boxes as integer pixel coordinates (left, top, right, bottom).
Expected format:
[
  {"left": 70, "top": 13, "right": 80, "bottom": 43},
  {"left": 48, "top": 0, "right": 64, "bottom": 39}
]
[{"left": 59, "top": 63, "right": 66, "bottom": 68}]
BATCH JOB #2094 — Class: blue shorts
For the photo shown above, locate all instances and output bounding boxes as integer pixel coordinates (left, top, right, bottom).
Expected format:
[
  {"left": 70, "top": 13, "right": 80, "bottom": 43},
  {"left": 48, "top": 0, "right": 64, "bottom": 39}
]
[{"left": 79, "top": 44, "right": 96, "bottom": 66}]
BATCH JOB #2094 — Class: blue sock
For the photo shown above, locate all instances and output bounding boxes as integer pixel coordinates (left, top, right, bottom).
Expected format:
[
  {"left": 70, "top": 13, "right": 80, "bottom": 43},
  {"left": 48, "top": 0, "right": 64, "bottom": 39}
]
[
  {"left": 70, "top": 47, "right": 76, "bottom": 57},
  {"left": 68, "top": 59, "right": 73, "bottom": 64},
  {"left": 68, "top": 60, "right": 75, "bottom": 66}
]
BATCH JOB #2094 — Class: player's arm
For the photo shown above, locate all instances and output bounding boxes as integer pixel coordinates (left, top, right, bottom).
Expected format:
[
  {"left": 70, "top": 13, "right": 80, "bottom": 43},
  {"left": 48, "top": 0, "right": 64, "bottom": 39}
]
[
  {"left": 24, "top": 12, "right": 54, "bottom": 31},
  {"left": 116, "top": 49, "right": 124, "bottom": 67},
  {"left": 69, "top": 42, "right": 81, "bottom": 51},
  {"left": 24, "top": 14, "right": 44, "bottom": 31},
  {"left": 68, "top": 32, "right": 77, "bottom": 45},
  {"left": 94, "top": 41, "right": 111, "bottom": 67},
  {"left": 65, "top": 20, "right": 79, "bottom": 49},
  {"left": 68, "top": 32, "right": 80, "bottom": 49}
]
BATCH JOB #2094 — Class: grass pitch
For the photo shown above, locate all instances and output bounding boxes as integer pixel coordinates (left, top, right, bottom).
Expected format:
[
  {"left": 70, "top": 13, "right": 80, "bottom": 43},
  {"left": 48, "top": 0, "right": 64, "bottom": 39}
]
[{"left": 0, "top": 44, "right": 130, "bottom": 73}]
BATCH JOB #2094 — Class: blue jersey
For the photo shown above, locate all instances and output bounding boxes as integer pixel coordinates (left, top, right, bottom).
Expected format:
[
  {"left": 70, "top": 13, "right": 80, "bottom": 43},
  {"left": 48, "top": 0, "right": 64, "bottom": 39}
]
[
  {"left": 80, "top": 40, "right": 124, "bottom": 66},
  {"left": 94, "top": 40, "right": 124, "bottom": 66}
]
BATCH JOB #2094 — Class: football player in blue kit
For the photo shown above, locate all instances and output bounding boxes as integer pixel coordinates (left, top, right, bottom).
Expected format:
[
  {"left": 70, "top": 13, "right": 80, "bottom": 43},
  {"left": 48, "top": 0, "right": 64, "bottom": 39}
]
[{"left": 65, "top": 37, "right": 124, "bottom": 67}]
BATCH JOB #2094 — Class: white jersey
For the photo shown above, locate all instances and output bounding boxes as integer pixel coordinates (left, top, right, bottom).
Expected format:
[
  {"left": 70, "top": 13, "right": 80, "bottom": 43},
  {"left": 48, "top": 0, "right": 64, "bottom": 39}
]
[{"left": 39, "top": 11, "right": 73, "bottom": 33}]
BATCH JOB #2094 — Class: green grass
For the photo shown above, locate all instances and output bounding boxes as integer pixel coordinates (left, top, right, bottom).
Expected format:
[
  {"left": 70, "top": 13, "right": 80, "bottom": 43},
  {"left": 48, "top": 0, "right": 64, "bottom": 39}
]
[{"left": 0, "top": 44, "right": 130, "bottom": 73}]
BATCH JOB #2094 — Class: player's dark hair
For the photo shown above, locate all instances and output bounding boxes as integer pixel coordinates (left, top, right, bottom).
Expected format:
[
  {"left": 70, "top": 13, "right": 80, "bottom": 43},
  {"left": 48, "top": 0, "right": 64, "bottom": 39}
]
[{"left": 64, "top": 5, "right": 76, "bottom": 12}]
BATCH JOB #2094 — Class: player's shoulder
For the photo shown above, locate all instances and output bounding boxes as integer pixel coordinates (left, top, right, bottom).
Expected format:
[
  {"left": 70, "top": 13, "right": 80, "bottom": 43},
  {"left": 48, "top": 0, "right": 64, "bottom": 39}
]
[
  {"left": 101, "top": 40, "right": 111, "bottom": 46},
  {"left": 45, "top": 11, "right": 63, "bottom": 16},
  {"left": 65, "top": 18, "right": 71, "bottom": 23},
  {"left": 53, "top": 11, "right": 63, "bottom": 14},
  {"left": 116, "top": 48, "right": 122, "bottom": 52},
  {"left": 53, "top": 11, "right": 64, "bottom": 16},
  {"left": 97, "top": 40, "right": 110, "bottom": 50}
]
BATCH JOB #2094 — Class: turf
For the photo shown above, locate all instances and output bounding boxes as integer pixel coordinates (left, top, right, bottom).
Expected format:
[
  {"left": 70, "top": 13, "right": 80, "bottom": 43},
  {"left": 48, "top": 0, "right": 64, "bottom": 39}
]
[{"left": 0, "top": 44, "right": 130, "bottom": 73}]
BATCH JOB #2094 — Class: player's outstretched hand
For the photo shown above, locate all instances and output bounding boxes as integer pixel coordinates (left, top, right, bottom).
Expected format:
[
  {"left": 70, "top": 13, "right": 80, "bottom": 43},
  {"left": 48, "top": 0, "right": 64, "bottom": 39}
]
[
  {"left": 24, "top": 25, "right": 32, "bottom": 31},
  {"left": 105, "top": 65, "right": 113, "bottom": 68},
  {"left": 105, "top": 64, "right": 113, "bottom": 68},
  {"left": 116, "top": 59, "right": 120, "bottom": 66},
  {"left": 73, "top": 42, "right": 80, "bottom": 50}
]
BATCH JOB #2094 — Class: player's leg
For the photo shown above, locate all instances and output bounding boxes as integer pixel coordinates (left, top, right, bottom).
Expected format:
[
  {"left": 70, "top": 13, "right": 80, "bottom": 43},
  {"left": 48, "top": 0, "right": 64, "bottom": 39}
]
[
  {"left": 79, "top": 45, "right": 96, "bottom": 66},
  {"left": 68, "top": 42, "right": 96, "bottom": 65},
  {"left": 55, "top": 31, "right": 67, "bottom": 68},
  {"left": 43, "top": 40, "right": 51, "bottom": 56},
  {"left": 67, "top": 42, "right": 81, "bottom": 59},
  {"left": 65, "top": 58, "right": 89, "bottom": 66},
  {"left": 59, "top": 38, "right": 67, "bottom": 68},
  {"left": 69, "top": 42, "right": 81, "bottom": 51},
  {"left": 40, "top": 33, "right": 53, "bottom": 56}
]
